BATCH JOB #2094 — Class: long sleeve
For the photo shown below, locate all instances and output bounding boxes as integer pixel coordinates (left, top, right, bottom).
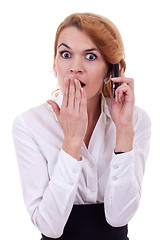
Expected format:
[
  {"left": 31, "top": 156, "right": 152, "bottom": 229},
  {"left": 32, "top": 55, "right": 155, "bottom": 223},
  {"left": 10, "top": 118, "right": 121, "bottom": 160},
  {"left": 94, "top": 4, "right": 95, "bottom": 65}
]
[
  {"left": 104, "top": 108, "right": 151, "bottom": 227},
  {"left": 12, "top": 115, "right": 83, "bottom": 238}
]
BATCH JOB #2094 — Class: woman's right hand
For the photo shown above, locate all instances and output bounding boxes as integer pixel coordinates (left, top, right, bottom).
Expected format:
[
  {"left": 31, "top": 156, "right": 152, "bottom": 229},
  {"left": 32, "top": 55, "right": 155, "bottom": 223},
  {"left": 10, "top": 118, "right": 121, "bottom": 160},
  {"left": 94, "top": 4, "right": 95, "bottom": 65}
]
[{"left": 47, "top": 75, "right": 88, "bottom": 160}]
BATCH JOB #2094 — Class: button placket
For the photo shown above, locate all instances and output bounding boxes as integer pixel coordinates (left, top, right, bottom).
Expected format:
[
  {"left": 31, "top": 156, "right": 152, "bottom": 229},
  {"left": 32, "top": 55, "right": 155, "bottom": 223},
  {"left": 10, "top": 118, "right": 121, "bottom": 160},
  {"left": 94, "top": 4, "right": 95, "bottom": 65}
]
[
  {"left": 81, "top": 143, "right": 98, "bottom": 202},
  {"left": 112, "top": 176, "right": 118, "bottom": 181},
  {"left": 113, "top": 164, "right": 119, "bottom": 169},
  {"left": 86, "top": 162, "right": 98, "bottom": 202}
]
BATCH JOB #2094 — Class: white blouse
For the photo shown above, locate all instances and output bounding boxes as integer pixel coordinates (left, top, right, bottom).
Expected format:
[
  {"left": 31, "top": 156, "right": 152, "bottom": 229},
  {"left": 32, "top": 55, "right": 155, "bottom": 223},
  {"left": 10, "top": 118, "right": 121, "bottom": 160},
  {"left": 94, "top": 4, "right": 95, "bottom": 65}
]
[{"left": 12, "top": 92, "right": 151, "bottom": 238}]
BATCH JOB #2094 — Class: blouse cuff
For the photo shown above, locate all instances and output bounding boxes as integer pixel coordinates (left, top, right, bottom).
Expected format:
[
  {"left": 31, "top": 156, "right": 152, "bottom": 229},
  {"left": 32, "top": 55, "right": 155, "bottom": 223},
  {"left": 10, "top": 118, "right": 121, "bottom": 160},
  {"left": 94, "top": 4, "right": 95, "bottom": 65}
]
[
  {"left": 51, "top": 149, "right": 83, "bottom": 188},
  {"left": 110, "top": 150, "right": 135, "bottom": 186}
]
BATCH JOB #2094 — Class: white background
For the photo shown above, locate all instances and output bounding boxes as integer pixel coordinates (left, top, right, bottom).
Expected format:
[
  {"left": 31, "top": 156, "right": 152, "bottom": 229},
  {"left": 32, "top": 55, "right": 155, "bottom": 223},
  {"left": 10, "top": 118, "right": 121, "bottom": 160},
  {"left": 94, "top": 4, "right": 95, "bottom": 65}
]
[{"left": 0, "top": 0, "right": 159, "bottom": 239}]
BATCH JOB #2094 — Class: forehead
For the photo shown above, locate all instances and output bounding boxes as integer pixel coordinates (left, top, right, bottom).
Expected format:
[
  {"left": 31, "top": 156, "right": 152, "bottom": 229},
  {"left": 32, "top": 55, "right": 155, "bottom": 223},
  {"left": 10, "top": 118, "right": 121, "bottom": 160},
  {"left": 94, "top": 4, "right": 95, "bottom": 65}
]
[{"left": 57, "top": 27, "right": 97, "bottom": 49}]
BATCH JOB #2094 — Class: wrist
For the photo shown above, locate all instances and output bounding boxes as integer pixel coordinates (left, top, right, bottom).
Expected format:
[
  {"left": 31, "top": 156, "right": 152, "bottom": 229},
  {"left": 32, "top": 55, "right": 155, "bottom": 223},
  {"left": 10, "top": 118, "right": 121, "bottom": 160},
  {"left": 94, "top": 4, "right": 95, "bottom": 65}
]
[
  {"left": 115, "top": 125, "right": 134, "bottom": 153},
  {"left": 62, "top": 137, "right": 83, "bottom": 161}
]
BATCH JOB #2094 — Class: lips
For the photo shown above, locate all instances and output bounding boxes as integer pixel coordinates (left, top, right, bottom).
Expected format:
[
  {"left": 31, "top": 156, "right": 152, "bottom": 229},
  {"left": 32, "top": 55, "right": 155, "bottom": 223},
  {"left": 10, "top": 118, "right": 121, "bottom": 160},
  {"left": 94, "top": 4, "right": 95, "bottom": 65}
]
[
  {"left": 77, "top": 79, "right": 86, "bottom": 87},
  {"left": 80, "top": 82, "right": 86, "bottom": 87},
  {"left": 70, "top": 76, "right": 86, "bottom": 87}
]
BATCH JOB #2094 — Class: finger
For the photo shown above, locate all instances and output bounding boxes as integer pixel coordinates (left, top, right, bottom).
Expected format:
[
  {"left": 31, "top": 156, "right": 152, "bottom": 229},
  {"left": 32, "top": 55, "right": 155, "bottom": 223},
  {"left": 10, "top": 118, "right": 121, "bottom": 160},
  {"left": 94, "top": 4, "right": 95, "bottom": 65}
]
[
  {"left": 111, "top": 76, "right": 134, "bottom": 93},
  {"left": 80, "top": 87, "right": 87, "bottom": 114},
  {"left": 68, "top": 77, "right": 75, "bottom": 109},
  {"left": 74, "top": 79, "right": 81, "bottom": 112},
  {"left": 62, "top": 78, "right": 69, "bottom": 107},
  {"left": 47, "top": 100, "right": 60, "bottom": 120},
  {"left": 110, "top": 82, "right": 115, "bottom": 102},
  {"left": 115, "top": 83, "right": 133, "bottom": 103},
  {"left": 117, "top": 83, "right": 127, "bottom": 102}
]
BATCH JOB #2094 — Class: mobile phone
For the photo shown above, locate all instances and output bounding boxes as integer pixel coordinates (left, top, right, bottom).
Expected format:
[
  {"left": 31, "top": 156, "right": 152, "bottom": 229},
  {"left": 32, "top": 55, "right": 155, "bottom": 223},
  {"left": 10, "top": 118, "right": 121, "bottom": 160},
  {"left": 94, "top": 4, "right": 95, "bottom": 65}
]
[{"left": 111, "top": 63, "right": 120, "bottom": 97}]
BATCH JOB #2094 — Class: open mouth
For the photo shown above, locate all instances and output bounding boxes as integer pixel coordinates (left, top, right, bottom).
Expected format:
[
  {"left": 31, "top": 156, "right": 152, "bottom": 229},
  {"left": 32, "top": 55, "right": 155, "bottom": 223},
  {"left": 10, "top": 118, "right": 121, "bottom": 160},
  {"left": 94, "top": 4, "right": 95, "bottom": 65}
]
[{"left": 80, "top": 81, "right": 86, "bottom": 87}]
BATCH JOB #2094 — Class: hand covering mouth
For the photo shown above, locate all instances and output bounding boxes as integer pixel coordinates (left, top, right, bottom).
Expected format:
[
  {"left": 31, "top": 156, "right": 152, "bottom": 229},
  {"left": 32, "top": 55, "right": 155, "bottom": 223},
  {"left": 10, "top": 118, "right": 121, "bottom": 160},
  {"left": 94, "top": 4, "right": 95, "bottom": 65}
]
[{"left": 73, "top": 76, "right": 86, "bottom": 87}]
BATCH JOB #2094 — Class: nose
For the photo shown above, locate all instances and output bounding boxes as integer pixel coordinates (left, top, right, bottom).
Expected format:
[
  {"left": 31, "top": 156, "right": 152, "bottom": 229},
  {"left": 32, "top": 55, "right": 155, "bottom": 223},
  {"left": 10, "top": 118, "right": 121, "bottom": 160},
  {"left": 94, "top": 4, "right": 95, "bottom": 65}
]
[{"left": 69, "top": 56, "right": 84, "bottom": 74}]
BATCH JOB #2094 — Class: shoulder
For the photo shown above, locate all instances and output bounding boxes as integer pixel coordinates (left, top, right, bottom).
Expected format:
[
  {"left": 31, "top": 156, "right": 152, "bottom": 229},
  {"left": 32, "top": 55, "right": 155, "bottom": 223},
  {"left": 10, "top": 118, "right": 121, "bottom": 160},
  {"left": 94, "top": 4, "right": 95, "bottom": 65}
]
[
  {"left": 133, "top": 106, "right": 151, "bottom": 127},
  {"left": 12, "top": 103, "right": 57, "bottom": 133},
  {"left": 133, "top": 106, "right": 151, "bottom": 141}
]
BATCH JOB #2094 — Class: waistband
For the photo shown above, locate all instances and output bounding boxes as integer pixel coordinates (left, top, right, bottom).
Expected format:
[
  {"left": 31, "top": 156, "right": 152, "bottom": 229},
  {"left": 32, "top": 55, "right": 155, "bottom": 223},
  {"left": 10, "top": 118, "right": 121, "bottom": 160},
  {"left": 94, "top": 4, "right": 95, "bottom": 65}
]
[{"left": 41, "top": 203, "right": 129, "bottom": 240}]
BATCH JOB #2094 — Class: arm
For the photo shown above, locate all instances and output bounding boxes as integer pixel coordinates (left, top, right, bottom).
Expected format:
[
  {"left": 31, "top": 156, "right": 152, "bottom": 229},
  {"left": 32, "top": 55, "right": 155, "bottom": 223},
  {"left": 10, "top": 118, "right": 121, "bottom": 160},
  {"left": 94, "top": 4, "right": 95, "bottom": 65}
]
[
  {"left": 12, "top": 76, "right": 87, "bottom": 238},
  {"left": 12, "top": 115, "right": 83, "bottom": 238},
  {"left": 104, "top": 109, "right": 151, "bottom": 226},
  {"left": 104, "top": 69, "right": 151, "bottom": 226}
]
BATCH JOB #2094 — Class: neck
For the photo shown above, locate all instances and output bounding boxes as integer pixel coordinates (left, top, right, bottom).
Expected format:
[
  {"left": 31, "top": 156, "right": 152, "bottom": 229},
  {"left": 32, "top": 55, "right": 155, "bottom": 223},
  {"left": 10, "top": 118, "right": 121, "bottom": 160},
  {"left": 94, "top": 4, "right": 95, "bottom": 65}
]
[{"left": 87, "top": 92, "right": 101, "bottom": 122}]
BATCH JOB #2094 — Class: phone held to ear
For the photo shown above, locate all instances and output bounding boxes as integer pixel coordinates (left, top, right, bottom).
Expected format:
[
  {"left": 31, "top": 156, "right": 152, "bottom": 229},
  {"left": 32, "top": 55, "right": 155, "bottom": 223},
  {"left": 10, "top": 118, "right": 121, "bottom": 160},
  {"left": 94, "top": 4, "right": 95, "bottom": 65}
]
[{"left": 111, "top": 63, "right": 120, "bottom": 98}]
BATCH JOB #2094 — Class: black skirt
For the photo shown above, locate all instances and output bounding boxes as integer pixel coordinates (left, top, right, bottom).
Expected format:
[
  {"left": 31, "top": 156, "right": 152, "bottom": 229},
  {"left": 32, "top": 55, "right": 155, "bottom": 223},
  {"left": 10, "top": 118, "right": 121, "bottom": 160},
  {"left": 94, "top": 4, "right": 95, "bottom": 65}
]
[{"left": 41, "top": 203, "right": 129, "bottom": 240}]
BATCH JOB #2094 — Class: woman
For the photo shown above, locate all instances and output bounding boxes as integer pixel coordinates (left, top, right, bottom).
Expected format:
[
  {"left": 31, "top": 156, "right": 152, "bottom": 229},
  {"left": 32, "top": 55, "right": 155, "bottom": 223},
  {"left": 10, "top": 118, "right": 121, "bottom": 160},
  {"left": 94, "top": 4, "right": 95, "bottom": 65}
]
[{"left": 12, "top": 13, "right": 151, "bottom": 240}]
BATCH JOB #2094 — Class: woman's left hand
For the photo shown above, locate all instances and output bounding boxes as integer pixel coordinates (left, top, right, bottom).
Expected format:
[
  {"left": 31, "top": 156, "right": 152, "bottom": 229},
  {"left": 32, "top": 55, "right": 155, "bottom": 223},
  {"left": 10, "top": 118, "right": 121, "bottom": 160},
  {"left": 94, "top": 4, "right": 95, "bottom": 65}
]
[{"left": 110, "top": 68, "right": 135, "bottom": 152}]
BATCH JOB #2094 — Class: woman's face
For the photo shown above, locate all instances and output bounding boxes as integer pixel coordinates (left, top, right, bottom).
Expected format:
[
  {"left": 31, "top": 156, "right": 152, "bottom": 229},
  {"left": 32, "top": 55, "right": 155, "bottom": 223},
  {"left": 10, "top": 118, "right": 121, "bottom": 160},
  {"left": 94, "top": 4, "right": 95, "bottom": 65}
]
[{"left": 54, "top": 27, "right": 108, "bottom": 100}]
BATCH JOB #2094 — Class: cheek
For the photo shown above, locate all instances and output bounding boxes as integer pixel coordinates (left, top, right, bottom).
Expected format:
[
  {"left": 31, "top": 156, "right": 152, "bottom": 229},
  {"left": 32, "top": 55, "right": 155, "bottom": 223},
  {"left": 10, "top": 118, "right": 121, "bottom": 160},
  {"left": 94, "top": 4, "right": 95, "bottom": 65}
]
[
  {"left": 88, "top": 65, "right": 107, "bottom": 91},
  {"left": 57, "top": 76, "right": 65, "bottom": 93},
  {"left": 90, "top": 65, "right": 107, "bottom": 83},
  {"left": 56, "top": 60, "right": 69, "bottom": 78},
  {"left": 55, "top": 60, "right": 68, "bottom": 91}
]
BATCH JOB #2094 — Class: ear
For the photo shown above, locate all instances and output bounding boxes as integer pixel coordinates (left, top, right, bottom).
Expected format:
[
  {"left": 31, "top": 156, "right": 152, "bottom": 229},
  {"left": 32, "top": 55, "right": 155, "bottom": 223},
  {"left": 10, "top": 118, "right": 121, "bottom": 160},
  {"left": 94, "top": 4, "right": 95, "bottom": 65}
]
[
  {"left": 53, "top": 60, "right": 56, "bottom": 73},
  {"left": 53, "top": 60, "right": 57, "bottom": 78}
]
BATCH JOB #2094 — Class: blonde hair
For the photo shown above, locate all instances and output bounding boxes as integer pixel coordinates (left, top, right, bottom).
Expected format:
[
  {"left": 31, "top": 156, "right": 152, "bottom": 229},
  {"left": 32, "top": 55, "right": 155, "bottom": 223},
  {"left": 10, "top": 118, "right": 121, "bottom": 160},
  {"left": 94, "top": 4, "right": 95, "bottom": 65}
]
[{"left": 54, "top": 12, "right": 126, "bottom": 97}]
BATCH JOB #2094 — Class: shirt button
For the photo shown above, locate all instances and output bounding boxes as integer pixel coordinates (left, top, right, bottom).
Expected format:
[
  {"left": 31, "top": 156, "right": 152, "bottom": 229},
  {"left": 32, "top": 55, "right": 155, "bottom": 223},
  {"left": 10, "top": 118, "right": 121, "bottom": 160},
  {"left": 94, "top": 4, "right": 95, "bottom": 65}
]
[
  {"left": 112, "top": 176, "right": 118, "bottom": 181},
  {"left": 69, "top": 181, "right": 74, "bottom": 186},
  {"left": 113, "top": 164, "right": 119, "bottom": 169}
]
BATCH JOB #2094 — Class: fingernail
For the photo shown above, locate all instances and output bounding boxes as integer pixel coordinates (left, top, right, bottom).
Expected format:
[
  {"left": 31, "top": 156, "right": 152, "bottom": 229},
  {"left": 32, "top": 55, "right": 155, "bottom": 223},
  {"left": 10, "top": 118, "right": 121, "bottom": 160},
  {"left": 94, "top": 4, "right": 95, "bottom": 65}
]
[
  {"left": 104, "top": 77, "right": 110, "bottom": 84},
  {"left": 70, "top": 75, "right": 74, "bottom": 81},
  {"left": 64, "top": 78, "right": 68, "bottom": 83},
  {"left": 81, "top": 87, "right": 84, "bottom": 94},
  {"left": 46, "top": 100, "right": 52, "bottom": 105},
  {"left": 74, "top": 79, "right": 78, "bottom": 85}
]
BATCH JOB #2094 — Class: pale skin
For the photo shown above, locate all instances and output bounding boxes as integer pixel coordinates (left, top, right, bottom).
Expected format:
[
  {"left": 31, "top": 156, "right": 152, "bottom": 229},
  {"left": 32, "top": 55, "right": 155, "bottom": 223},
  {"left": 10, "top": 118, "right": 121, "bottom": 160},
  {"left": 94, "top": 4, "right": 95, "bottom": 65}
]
[{"left": 47, "top": 27, "right": 135, "bottom": 161}]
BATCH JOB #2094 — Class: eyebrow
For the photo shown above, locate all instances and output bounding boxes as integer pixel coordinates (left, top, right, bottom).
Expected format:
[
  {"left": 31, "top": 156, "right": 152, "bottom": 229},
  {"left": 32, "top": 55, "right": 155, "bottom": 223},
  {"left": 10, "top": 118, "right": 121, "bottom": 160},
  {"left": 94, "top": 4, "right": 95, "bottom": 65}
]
[
  {"left": 58, "top": 43, "right": 71, "bottom": 49},
  {"left": 84, "top": 48, "right": 98, "bottom": 52},
  {"left": 58, "top": 43, "right": 98, "bottom": 52}
]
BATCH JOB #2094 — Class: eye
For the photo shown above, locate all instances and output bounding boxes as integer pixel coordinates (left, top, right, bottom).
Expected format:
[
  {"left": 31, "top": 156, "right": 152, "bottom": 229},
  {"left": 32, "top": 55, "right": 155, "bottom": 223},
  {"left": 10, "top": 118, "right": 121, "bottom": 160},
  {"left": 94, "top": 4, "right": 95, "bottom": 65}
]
[
  {"left": 60, "top": 51, "right": 71, "bottom": 59},
  {"left": 85, "top": 53, "right": 97, "bottom": 61}
]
